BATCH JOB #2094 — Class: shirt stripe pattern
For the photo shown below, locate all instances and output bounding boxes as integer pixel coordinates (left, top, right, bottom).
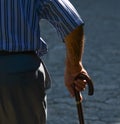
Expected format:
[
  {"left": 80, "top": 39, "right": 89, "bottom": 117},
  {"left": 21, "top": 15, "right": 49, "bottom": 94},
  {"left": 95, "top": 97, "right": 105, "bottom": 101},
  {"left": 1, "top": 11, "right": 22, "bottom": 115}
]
[{"left": 0, "top": 0, "right": 84, "bottom": 55}]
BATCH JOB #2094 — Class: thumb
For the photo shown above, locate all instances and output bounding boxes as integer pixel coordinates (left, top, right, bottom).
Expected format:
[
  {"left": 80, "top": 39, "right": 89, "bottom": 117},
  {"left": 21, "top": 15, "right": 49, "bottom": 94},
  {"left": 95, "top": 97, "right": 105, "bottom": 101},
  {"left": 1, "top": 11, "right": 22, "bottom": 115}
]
[{"left": 73, "top": 84, "right": 83, "bottom": 102}]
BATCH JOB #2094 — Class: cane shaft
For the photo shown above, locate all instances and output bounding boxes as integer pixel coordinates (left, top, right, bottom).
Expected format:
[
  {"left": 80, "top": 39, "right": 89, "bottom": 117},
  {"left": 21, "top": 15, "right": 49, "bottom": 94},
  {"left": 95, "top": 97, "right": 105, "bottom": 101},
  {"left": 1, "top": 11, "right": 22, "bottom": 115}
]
[
  {"left": 75, "top": 90, "right": 85, "bottom": 124},
  {"left": 74, "top": 73, "right": 94, "bottom": 124}
]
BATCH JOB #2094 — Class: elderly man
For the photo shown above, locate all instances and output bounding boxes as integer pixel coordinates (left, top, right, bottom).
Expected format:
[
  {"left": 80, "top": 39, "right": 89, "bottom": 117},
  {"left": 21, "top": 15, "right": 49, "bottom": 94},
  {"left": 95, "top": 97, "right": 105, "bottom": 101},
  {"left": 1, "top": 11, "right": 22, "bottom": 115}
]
[{"left": 0, "top": 0, "right": 90, "bottom": 124}]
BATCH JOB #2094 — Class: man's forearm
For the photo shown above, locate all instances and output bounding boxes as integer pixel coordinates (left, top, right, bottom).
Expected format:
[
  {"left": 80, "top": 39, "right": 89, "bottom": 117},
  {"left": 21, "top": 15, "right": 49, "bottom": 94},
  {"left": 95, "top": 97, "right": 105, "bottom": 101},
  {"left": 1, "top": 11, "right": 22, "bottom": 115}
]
[{"left": 64, "top": 25, "right": 85, "bottom": 75}]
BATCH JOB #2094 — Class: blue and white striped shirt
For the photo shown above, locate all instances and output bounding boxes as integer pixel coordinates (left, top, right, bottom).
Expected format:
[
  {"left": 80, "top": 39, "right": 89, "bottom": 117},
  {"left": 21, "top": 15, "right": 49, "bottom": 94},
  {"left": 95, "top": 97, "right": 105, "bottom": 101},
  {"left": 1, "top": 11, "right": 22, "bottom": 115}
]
[{"left": 0, "top": 0, "right": 84, "bottom": 56}]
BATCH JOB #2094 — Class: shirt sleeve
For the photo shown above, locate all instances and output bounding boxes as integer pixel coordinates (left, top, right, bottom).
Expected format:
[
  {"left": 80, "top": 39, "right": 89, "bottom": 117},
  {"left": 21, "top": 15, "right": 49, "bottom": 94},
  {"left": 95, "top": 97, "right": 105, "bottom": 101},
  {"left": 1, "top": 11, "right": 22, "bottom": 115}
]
[{"left": 38, "top": 0, "right": 84, "bottom": 40}]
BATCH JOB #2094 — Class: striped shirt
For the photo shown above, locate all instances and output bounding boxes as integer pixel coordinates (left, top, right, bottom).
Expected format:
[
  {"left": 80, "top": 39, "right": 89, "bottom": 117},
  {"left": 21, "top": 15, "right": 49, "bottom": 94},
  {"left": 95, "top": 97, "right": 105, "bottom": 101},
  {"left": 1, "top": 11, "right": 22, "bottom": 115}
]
[{"left": 0, "top": 0, "right": 84, "bottom": 56}]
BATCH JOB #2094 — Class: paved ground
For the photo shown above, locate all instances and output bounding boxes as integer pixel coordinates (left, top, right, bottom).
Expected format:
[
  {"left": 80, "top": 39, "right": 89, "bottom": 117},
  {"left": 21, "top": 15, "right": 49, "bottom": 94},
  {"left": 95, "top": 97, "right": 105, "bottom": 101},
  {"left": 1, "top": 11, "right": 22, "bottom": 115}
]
[{"left": 40, "top": 0, "right": 120, "bottom": 123}]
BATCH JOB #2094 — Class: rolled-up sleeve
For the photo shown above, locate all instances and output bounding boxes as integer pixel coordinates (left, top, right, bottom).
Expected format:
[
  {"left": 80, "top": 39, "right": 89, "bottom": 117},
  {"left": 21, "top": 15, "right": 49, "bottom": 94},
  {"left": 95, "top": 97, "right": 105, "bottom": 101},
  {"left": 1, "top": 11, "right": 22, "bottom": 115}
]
[{"left": 38, "top": 0, "right": 84, "bottom": 40}]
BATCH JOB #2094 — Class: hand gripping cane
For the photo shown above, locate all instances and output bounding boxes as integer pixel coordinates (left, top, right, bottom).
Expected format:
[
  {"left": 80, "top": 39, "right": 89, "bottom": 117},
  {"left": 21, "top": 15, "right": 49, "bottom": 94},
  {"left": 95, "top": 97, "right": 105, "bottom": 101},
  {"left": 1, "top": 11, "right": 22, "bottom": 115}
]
[{"left": 74, "top": 73, "right": 94, "bottom": 124}]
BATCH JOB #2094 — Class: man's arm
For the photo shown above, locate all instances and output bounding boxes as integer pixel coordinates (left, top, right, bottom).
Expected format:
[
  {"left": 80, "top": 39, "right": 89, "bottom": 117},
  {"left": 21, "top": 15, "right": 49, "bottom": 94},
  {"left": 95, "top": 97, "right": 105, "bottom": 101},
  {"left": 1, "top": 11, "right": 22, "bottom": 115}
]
[
  {"left": 65, "top": 25, "right": 84, "bottom": 74},
  {"left": 64, "top": 25, "right": 90, "bottom": 98}
]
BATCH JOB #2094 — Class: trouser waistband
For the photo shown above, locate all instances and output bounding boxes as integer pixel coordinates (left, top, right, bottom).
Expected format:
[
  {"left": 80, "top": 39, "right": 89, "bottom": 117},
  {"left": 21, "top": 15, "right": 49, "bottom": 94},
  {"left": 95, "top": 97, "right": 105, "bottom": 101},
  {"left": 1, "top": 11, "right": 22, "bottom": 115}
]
[
  {"left": 0, "top": 51, "right": 36, "bottom": 55},
  {"left": 0, "top": 51, "right": 41, "bottom": 73}
]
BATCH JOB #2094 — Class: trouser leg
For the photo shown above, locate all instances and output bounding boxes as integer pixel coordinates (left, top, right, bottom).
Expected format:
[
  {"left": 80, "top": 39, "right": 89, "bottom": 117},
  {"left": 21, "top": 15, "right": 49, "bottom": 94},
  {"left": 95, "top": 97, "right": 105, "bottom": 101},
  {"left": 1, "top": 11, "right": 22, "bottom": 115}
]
[{"left": 0, "top": 70, "right": 46, "bottom": 124}]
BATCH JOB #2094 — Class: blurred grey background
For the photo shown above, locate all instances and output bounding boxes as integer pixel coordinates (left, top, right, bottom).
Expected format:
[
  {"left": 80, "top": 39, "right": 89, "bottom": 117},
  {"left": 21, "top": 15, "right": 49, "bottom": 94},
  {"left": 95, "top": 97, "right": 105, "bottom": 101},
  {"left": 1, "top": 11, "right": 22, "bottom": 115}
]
[{"left": 40, "top": 0, "right": 120, "bottom": 123}]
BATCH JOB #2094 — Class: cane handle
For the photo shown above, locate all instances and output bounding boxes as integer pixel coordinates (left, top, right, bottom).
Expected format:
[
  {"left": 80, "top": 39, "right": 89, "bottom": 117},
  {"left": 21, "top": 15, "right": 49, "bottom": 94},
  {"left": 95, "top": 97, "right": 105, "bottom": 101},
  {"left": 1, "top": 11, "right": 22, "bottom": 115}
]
[{"left": 75, "top": 73, "right": 94, "bottom": 95}]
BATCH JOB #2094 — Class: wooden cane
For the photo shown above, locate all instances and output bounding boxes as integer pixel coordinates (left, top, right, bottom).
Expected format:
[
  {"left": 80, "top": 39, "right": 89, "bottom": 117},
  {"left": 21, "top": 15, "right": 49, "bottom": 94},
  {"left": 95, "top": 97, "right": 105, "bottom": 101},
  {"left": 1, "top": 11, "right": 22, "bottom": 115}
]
[
  {"left": 74, "top": 73, "right": 94, "bottom": 124},
  {"left": 74, "top": 90, "right": 85, "bottom": 124}
]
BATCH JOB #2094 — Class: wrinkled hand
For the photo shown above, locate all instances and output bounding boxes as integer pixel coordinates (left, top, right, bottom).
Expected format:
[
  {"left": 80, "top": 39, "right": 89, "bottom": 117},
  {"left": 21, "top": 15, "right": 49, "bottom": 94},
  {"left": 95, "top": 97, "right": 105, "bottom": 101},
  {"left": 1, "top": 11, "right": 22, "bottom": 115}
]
[{"left": 64, "top": 66, "right": 90, "bottom": 100}]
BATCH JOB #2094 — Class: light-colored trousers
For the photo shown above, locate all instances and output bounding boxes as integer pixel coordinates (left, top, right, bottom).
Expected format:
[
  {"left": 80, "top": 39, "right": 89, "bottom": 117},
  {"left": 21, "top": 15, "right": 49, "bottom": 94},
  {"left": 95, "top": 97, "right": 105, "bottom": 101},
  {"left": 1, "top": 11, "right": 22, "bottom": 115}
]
[{"left": 0, "top": 53, "right": 46, "bottom": 124}]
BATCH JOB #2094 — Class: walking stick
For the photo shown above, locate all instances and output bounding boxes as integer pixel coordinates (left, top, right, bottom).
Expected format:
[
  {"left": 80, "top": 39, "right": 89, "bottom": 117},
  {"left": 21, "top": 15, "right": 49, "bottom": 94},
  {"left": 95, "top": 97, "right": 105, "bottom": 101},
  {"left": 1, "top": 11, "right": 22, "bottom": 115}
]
[{"left": 74, "top": 73, "right": 94, "bottom": 124}]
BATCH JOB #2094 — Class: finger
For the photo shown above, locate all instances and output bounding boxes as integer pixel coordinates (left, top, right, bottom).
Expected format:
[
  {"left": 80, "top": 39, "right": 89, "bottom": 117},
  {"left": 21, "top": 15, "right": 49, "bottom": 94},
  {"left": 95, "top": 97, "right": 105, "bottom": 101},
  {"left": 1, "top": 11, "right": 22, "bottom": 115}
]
[
  {"left": 79, "top": 72, "right": 91, "bottom": 83},
  {"left": 75, "top": 73, "right": 92, "bottom": 87},
  {"left": 74, "top": 79, "right": 87, "bottom": 85},
  {"left": 79, "top": 92, "right": 83, "bottom": 102},
  {"left": 74, "top": 91, "right": 83, "bottom": 102},
  {"left": 74, "top": 79, "right": 87, "bottom": 88},
  {"left": 75, "top": 85, "right": 85, "bottom": 92}
]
